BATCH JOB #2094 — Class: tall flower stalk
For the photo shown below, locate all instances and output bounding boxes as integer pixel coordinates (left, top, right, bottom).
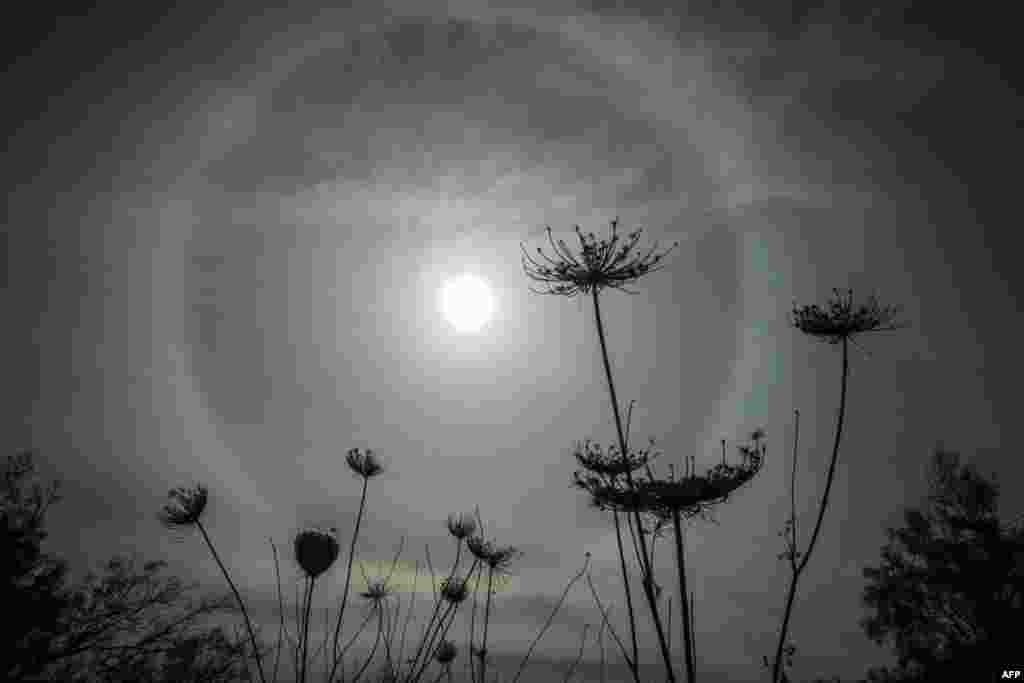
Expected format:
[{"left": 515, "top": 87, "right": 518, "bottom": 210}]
[
  {"left": 292, "top": 527, "right": 340, "bottom": 683},
  {"left": 327, "top": 447, "right": 383, "bottom": 683},
  {"left": 580, "top": 435, "right": 767, "bottom": 683},
  {"left": 157, "top": 484, "right": 269, "bottom": 683},
  {"left": 770, "top": 289, "right": 906, "bottom": 683},
  {"left": 523, "top": 219, "right": 682, "bottom": 680},
  {"left": 466, "top": 530, "right": 521, "bottom": 683}
]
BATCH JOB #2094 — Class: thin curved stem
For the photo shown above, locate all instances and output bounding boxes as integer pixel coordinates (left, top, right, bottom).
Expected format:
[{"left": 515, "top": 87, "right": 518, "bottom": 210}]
[
  {"left": 269, "top": 539, "right": 285, "bottom": 683},
  {"left": 479, "top": 566, "right": 495, "bottom": 683},
  {"left": 772, "top": 338, "right": 849, "bottom": 683},
  {"left": 328, "top": 476, "right": 370, "bottom": 683},
  {"left": 300, "top": 576, "right": 315, "bottom": 683},
  {"left": 511, "top": 555, "right": 590, "bottom": 683},
  {"left": 592, "top": 288, "right": 676, "bottom": 683},
  {"left": 195, "top": 520, "right": 268, "bottom": 683}
]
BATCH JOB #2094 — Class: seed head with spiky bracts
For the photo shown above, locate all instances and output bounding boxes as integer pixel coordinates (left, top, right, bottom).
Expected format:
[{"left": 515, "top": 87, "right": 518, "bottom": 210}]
[
  {"left": 435, "top": 640, "right": 458, "bottom": 665},
  {"left": 345, "top": 447, "right": 384, "bottom": 479},
  {"left": 293, "top": 527, "right": 340, "bottom": 579},
  {"left": 791, "top": 288, "right": 906, "bottom": 345},
  {"left": 158, "top": 484, "right": 209, "bottom": 528},
  {"left": 572, "top": 438, "right": 661, "bottom": 482},
  {"left": 439, "top": 575, "right": 470, "bottom": 604},
  {"left": 581, "top": 435, "right": 766, "bottom": 520},
  {"left": 466, "top": 535, "right": 521, "bottom": 573},
  {"left": 446, "top": 512, "right": 477, "bottom": 541},
  {"left": 521, "top": 219, "right": 678, "bottom": 296},
  {"left": 359, "top": 577, "right": 392, "bottom": 605}
]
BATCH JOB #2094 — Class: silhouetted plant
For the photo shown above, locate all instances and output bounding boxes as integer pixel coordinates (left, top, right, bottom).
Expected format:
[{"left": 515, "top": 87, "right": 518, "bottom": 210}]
[
  {"left": 859, "top": 448, "right": 1023, "bottom": 681},
  {"left": 3, "top": 452, "right": 258, "bottom": 682},
  {"left": 579, "top": 433, "right": 766, "bottom": 683},
  {"left": 158, "top": 483, "right": 269, "bottom": 683},
  {"left": 524, "top": 219, "right": 681, "bottom": 682},
  {"left": 294, "top": 526, "right": 340, "bottom": 683},
  {"left": 525, "top": 218, "right": 767, "bottom": 683},
  {"left": 327, "top": 447, "right": 385, "bottom": 683},
  {"left": 770, "top": 289, "right": 907, "bottom": 683},
  {"left": 47, "top": 555, "right": 262, "bottom": 682},
  {"left": 466, "top": 527, "right": 521, "bottom": 683},
  {"left": 2, "top": 450, "right": 72, "bottom": 680}
]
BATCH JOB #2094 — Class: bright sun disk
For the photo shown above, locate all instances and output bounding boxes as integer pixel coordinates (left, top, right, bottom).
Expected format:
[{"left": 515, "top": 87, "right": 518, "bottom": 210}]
[{"left": 438, "top": 273, "right": 495, "bottom": 334}]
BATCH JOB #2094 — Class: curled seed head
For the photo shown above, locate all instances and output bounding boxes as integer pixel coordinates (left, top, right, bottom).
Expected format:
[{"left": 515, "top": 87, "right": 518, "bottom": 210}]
[
  {"left": 446, "top": 513, "right": 477, "bottom": 540},
  {"left": 293, "top": 527, "right": 340, "bottom": 579},
  {"left": 158, "top": 484, "right": 208, "bottom": 528},
  {"left": 345, "top": 448, "right": 384, "bottom": 479}
]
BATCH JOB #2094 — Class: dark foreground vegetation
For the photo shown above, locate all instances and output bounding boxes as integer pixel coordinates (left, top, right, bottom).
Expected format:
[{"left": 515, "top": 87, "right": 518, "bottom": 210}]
[{"left": 7, "top": 222, "right": 1021, "bottom": 681}]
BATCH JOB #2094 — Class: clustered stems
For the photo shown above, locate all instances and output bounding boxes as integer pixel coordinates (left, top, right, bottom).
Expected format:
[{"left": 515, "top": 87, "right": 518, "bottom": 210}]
[
  {"left": 526, "top": 220, "right": 772, "bottom": 683},
  {"left": 592, "top": 286, "right": 678, "bottom": 683}
]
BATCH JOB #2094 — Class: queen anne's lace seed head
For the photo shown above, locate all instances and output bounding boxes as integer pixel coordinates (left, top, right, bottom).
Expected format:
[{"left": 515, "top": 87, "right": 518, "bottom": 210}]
[
  {"left": 579, "top": 434, "right": 766, "bottom": 520},
  {"left": 158, "top": 484, "right": 208, "bottom": 528},
  {"left": 293, "top": 527, "right": 340, "bottom": 579},
  {"left": 791, "top": 288, "right": 906, "bottom": 345},
  {"left": 446, "top": 512, "right": 477, "bottom": 541},
  {"left": 345, "top": 448, "right": 384, "bottom": 479},
  {"left": 522, "top": 219, "right": 678, "bottom": 296},
  {"left": 359, "top": 577, "right": 392, "bottom": 604},
  {"left": 434, "top": 640, "right": 458, "bottom": 664},
  {"left": 440, "top": 575, "right": 470, "bottom": 604},
  {"left": 466, "top": 534, "right": 521, "bottom": 573}
]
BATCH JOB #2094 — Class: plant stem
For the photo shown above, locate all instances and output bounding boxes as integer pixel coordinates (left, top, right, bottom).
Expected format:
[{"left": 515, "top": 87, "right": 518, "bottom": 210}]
[
  {"left": 611, "top": 511, "right": 641, "bottom": 682},
  {"left": 328, "top": 475, "right": 370, "bottom": 683},
  {"left": 195, "top": 520, "right": 268, "bottom": 683},
  {"left": 772, "top": 339, "right": 849, "bottom": 683},
  {"left": 672, "top": 510, "right": 696, "bottom": 683},
  {"left": 269, "top": 539, "right": 285, "bottom": 683},
  {"left": 591, "top": 288, "right": 677, "bottom": 683},
  {"left": 480, "top": 566, "right": 495, "bottom": 683}
]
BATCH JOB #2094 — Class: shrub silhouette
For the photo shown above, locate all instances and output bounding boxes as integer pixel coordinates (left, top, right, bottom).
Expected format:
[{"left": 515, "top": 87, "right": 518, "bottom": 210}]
[
  {"left": 2, "top": 450, "right": 73, "bottom": 680},
  {"left": 2, "top": 451, "right": 260, "bottom": 682},
  {"left": 859, "top": 448, "right": 1024, "bottom": 681}
]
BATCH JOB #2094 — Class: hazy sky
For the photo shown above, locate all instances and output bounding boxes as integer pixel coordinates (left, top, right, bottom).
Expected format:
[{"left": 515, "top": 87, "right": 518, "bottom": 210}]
[{"left": 5, "top": 2, "right": 1020, "bottom": 681}]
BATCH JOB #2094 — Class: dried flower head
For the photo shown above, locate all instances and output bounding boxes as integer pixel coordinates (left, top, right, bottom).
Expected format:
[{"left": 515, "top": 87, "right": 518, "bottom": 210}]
[
  {"left": 345, "top": 447, "right": 383, "bottom": 479},
  {"left": 572, "top": 438, "right": 660, "bottom": 481},
  {"left": 521, "top": 219, "right": 678, "bottom": 296},
  {"left": 440, "top": 575, "right": 470, "bottom": 604},
  {"left": 293, "top": 527, "right": 340, "bottom": 579},
  {"left": 582, "top": 436, "right": 766, "bottom": 518},
  {"left": 434, "top": 639, "right": 458, "bottom": 664},
  {"left": 158, "top": 484, "right": 208, "bottom": 528},
  {"left": 466, "top": 535, "right": 521, "bottom": 573},
  {"left": 446, "top": 513, "right": 477, "bottom": 541},
  {"left": 791, "top": 288, "right": 906, "bottom": 345},
  {"left": 359, "top": 577, "right": 392, "bottom": 604}
]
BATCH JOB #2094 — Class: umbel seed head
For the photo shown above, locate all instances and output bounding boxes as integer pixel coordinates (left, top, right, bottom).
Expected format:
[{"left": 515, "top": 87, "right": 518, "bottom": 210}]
[
  {"left": 521, "top": 218, "right": 677, "bottom": 296},
  {"left": 446, "top": 512, "right": 477, "bottom": 540},
  {"left": 158, "top": 484, "right": 208, "bottom": 527},
  {"left": 440, "top": 575, "right": 470, "bottom": 604},
  {"left": 345, "top": 448, "right": 383, "bottom": 479},
  {"left": 434, "top": 640, "right": 458, "bottom": 664},
  {"left": 790, "top": 288, "right": 906, "bottom": 344},
  {"left": 293, "top": 527, "right": 340, "bottom": 579}
]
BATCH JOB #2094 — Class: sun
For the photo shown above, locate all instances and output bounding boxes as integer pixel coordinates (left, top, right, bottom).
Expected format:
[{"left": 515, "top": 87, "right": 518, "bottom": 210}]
[{"left": 438, "top": 273, "right": 495, "bottom": 334}]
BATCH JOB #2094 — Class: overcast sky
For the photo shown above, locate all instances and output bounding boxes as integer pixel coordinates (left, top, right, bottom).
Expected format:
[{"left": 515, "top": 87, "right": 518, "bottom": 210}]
[{"left": 5, "top": 1, "right": 1020, "bottom": 681}]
